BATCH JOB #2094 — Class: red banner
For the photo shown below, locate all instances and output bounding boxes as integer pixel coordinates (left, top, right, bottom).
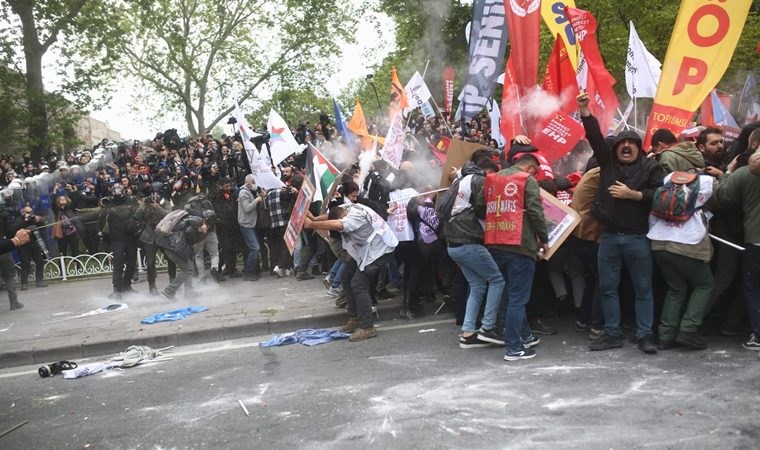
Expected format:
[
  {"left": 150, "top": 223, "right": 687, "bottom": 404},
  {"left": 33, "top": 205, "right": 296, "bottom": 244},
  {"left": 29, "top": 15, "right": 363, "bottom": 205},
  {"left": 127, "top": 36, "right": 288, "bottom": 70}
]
[
  {"left": 500, "top": 58, "right": 524, "bottom": 141},
  {"left": 484, "top": 171, "right": 528, "bottom": 246},
  {"left": 542, "top": 34, "right": 580, "bottom": 115},
  {"left": 530, "top": 111, "right": 585, "bottom": 164},
  {"left": 443, "top": 66, "right": 455, "bottom": 114},
  {"left": 505, "top": 0, "right": 542, "bottom": 97},
  {"left": 565, "top": 7, "right": 615, "bottom": 87}
]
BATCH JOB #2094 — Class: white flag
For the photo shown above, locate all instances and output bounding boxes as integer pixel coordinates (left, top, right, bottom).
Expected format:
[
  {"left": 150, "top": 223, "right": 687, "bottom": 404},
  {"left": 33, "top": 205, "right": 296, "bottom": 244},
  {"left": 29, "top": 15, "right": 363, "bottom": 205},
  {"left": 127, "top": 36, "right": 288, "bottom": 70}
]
[
  {"left": 249, "top": 148, "right": 285, "bottom": 190},
  {"left": 403, "top": 71, "right": 433, "bottom": 115},
  {"left": 488, "top": 100, "right": 506, "bottom": 148},
  {"left": 625, "top": 21, "right": 661, "bottom": 99},
  {"left": 232, "top": 99, "right": 260, "bottom": 152},
  {"left": 381, "top": 111, "right": 405, "bottom": 169},
  {"left": 267, "top": 109, "right": 306, "bottom": 165}
]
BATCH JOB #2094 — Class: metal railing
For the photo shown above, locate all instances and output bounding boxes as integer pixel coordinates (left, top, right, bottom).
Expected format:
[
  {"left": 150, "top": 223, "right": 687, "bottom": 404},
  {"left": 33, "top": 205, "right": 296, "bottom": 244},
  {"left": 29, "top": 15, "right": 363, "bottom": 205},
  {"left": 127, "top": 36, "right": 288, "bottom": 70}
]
[{"left": 15, "top": 249, "right": 169, "bottom": 283}]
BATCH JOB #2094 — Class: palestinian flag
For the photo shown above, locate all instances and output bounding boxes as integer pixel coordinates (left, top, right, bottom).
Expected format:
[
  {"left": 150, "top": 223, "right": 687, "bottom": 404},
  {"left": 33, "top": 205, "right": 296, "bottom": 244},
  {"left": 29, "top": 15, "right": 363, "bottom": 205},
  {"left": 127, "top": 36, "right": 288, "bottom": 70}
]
[{"left": 305, "top": 143, "right": 340, "bottom": 203}]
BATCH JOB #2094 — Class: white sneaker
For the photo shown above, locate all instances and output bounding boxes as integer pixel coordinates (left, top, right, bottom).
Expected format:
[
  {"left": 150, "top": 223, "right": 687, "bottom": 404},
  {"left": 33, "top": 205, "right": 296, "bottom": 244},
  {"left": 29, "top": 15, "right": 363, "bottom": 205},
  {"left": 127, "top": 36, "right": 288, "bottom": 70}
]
[
  {"left": 285, "top": 269, "right": 293, "bottom": 277},
  {"left": 327, "top": 286, "right": 340, "bottom": 297},
  {"left": 272, "top": 266, "right": 284, "bottom": 278}
]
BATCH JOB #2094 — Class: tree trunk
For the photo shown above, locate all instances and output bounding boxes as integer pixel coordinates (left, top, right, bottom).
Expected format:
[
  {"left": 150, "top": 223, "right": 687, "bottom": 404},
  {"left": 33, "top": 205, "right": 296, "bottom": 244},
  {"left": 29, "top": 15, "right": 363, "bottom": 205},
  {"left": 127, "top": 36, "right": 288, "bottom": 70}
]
[{"left": 15, "top": 2, "right": 49, "bottom": 163}]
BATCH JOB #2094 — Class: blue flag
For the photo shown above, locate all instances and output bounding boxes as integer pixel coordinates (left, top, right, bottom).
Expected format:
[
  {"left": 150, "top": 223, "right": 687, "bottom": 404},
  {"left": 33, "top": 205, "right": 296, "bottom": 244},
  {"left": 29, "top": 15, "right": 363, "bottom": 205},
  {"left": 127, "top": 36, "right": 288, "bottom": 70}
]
[{"left": 333, "top": 98, "right": 357, "bottom": 147}]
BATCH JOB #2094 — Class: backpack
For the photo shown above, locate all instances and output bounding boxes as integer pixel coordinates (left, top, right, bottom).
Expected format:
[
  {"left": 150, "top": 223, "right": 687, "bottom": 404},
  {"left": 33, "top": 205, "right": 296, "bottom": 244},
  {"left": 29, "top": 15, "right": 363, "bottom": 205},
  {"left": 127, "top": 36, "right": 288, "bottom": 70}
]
[
  {"left": 434, "top": 178, "right": 460, "bottom": 225},
  {"left": 155, "top": 209, "right": 189, "bottom": 239},
  {"left": 651, "top": 171, "right": 701, "bottom": 222}
]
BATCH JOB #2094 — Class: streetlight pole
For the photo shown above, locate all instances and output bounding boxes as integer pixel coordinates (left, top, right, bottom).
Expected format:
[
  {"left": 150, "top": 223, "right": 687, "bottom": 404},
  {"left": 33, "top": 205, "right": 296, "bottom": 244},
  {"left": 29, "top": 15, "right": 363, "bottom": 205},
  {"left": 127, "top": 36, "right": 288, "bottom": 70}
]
[{"left": 366, "top": 74, "right": 382, "bottom": 110}]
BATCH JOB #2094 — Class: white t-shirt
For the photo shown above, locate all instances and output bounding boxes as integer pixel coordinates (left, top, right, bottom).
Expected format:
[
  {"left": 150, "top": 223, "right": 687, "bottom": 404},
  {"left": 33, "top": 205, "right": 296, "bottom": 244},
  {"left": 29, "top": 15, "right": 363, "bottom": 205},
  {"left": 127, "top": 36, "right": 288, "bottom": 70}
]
[{"left": 341, "top": 205, "right": 396, "bottom": 270}]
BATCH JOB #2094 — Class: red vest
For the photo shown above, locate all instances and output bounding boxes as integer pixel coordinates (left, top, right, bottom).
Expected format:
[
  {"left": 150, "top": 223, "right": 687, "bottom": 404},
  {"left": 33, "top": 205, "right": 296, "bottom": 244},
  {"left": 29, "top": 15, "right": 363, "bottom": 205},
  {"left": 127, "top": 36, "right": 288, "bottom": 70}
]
[{"left": 484, "top": 171, "right": 528, "bottom": 246}]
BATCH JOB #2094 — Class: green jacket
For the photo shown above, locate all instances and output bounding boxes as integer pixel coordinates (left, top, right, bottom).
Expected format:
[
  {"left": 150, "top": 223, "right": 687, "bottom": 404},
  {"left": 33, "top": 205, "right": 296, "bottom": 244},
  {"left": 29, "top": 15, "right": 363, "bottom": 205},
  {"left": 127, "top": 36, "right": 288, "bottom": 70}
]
[
  {"left": 136, "top": 202, "right": 170, "bottom": 244},
  {"left": 715, "top": 166, "right": 760, "bottom": 244},
  {"left": 486, "top": 167, "right": 548, "bottom": 260},
  {"left": 657, "top": 141, "right": 705, "bottom": 173}
]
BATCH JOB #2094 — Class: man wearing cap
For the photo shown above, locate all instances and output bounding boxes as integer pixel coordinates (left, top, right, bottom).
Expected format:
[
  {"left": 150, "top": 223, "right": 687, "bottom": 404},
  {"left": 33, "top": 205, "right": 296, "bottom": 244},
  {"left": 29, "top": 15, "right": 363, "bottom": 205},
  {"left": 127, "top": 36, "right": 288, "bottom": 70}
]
[{"left": 577, "top": 92, "right": 665, "bottom": 354}]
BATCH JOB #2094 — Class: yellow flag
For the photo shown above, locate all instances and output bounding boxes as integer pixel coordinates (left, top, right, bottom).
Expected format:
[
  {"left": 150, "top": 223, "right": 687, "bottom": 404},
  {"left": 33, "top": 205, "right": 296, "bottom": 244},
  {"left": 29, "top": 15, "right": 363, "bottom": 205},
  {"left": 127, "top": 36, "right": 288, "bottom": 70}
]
[
  {"left": 389, "top": 66, "right": 409, "bottom": 122},
  {"left": 644, "top": 0, "right": 751, "bottom": 147},
  {"left": 348, "top": 99, "right": 373, "bottom": 150},
  {"left": 541, "top": 0, "right": 579, "bottom": 70}
]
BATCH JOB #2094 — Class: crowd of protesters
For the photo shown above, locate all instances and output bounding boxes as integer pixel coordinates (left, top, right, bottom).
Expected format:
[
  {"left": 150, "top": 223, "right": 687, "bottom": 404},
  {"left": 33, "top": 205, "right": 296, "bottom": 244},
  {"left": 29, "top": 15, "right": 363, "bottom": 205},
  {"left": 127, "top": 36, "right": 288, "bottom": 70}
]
[{"left": 0, "top": 100, "right": 759, "bottom": 361}]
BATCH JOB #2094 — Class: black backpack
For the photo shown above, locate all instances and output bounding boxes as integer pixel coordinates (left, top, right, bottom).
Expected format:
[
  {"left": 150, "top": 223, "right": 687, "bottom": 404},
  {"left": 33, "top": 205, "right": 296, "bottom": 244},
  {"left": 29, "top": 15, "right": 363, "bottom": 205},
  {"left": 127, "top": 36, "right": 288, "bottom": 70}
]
[{"left": 435, "top": 178, "right": 461, "bottom": 226}]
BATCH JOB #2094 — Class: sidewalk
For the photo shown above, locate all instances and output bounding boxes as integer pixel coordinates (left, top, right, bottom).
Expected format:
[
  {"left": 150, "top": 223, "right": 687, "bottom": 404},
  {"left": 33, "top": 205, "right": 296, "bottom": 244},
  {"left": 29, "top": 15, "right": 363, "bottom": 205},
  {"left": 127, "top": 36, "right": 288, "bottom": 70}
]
[{"left": 0, "top": 272, "right": 450, "bottom": 369}]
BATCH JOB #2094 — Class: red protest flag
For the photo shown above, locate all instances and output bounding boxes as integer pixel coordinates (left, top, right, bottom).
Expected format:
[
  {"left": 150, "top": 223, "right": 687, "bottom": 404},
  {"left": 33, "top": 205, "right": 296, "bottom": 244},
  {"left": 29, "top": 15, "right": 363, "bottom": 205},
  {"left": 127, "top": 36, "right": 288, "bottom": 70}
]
[
  {"left": 565, "top": 7, "right": 616, "bottom": 88},
  {"left": 500, "top": 58, "right": 525, "bottom": 142},
  {"left": 531, "top": 110, "right": 585, "bottom": 164},
  {"left": 504, "top": 0, "right": 542, "bottom": 98},
  {"left": 542, "top": 34, "right": 580, "bottom": 115}
]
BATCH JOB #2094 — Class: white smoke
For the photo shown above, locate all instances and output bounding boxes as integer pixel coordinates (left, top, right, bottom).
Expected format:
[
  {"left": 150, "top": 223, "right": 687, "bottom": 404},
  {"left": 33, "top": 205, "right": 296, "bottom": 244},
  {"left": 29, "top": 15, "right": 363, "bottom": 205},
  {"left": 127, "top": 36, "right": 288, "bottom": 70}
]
[{"left": 356, "top": 148, "right": 378, "bottom": 188}]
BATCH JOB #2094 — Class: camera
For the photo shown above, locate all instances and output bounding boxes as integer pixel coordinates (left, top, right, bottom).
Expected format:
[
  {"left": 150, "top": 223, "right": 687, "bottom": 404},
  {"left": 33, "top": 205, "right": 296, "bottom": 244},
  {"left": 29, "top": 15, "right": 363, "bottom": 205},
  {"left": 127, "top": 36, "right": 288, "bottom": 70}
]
[
  {"left": 26, "top": 225, "right": 50, "bottom": 260},
  {"left": 38, "top": 360, "right": 77, "bottom": 378}
]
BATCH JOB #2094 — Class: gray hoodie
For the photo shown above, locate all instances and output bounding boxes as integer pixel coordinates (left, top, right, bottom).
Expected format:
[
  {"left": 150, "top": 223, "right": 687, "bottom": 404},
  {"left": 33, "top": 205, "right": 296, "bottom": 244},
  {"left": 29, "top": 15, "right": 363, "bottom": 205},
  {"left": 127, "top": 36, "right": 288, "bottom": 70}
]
[{"left": 237, "top": 184, "right": 260, "bottom": 229}]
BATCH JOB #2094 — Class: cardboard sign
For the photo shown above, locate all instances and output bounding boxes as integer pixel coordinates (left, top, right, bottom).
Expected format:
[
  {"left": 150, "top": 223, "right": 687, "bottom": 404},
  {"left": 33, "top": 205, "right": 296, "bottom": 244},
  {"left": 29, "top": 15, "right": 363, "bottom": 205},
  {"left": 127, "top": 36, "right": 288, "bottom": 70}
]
[
  {"left": 284, "top": 177, "right": 316, "bottom": 255},
  {"left": 540, "top": 187, "right": 580, "bottom": 260},
  {"left": 439, "top": 139, "right": 494, "bottom": 188}
]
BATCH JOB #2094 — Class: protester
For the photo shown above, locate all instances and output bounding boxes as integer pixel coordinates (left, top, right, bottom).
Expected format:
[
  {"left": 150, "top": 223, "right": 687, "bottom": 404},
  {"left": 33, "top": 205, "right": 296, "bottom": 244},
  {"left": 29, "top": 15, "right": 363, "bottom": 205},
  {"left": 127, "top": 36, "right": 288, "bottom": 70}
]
[
  {"left": 237, "top": 174, "right": 264, "bottom": 281},
  {"left": 578, "top": 92, "right": 664, "bottom": 354},
  {"left": 157, "top": 208, "right": 212, "bottom": 300}
]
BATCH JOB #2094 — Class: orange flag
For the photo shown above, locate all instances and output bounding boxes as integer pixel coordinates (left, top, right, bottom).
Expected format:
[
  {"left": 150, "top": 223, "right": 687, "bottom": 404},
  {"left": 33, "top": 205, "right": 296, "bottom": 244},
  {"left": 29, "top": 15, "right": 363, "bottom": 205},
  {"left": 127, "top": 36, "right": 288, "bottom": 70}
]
[
  {"left": 348, "top": 99, "right": 373, "bottom": 150},
  {"left": 389, "top": 66, "right": 409, "bottom": 121}
]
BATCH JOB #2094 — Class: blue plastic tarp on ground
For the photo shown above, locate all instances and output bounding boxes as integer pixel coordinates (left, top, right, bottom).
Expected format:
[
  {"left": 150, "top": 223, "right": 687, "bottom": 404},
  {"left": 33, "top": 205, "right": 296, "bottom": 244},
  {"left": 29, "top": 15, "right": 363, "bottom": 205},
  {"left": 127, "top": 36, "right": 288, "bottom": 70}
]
[
  {"left": 141, "top": 306, "right": 209, "bottom": 324},
  {"left": 258, "top": 328, "right": 351, "bottom": 347}
]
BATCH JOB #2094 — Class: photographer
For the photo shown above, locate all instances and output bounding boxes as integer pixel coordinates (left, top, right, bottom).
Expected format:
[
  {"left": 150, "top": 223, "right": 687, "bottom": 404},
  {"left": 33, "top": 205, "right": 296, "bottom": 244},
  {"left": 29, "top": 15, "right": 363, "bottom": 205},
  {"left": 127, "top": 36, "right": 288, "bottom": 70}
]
[
  {"left": 0, "top": 208, "right": 30, "bottom": 310},
  {"left": 14, "top": 206, "right": 47, "bottom": 289},
  {"left": 136, "top": 185, "right": 169, "bottom": 295},
  {"left": 157, "top": 208, "right": 213, "bottom": 300}
]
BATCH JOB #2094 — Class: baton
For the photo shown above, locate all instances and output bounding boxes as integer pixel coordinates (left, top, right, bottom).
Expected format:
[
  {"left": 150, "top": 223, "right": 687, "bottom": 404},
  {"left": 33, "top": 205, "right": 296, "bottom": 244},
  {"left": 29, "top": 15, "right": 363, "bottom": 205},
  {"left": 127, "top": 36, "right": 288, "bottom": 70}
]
[{"left": 709, "top": 234, "right": 745, "bottom": 251}]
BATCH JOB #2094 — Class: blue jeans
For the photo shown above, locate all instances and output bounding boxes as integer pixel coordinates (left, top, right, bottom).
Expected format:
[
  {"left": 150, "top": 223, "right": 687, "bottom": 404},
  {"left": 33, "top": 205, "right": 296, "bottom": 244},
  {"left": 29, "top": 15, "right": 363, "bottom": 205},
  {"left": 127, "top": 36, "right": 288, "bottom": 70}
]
[
  {"left": 240, "top": 227, "right": 260, "bottom": 274},
  {"left": 490, "top": 249, "right": 535, "bottom": 353},
  {"left": 597, "top": 232, "right": 654, "bottom": 338},
  {"left": 744, "top": 244, "right": 760, "bottom": 336},
  {"left": 329, "top": 260, "right": 344, "bottom": 289},
  {"left": 448, "top": 244, "right": 505, "bottom": 334}
]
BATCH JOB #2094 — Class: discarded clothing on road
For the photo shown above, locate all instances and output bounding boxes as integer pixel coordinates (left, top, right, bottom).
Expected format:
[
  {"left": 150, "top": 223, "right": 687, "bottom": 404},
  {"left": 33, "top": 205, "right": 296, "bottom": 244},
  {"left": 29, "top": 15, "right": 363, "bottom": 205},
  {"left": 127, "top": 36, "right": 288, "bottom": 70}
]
[
  {"left": 141, "top": 306, "right": 209, "bottom": 324},
  {"left": 63, "top": 345, "right": 173, "bottom": 379},
  {"left": 259, "top": 328, "right": 351, "bottom": 347}
]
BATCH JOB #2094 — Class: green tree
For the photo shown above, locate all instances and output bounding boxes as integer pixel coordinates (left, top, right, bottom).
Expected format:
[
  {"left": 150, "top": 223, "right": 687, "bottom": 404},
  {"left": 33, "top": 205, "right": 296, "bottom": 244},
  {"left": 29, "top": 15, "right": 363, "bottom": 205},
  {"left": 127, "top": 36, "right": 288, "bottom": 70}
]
[
  {"left": 245, "top": 85, "right": 332, "bottom": 131},
  {"left": 111, "top": 0, "right": 356, "bottom": 137},
  {"left": 1, "top": 0, "right": 118, "bottom": 160}
]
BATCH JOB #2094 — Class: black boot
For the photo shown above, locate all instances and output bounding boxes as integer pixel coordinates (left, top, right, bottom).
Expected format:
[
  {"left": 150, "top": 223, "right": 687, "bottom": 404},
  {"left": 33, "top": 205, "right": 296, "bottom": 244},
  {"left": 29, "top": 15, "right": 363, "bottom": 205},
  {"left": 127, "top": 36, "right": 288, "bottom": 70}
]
[
  {"left": 9, "top": 298, "right": 23, "bottom": 310},
  {"left": 108, "top": 285, "right": 122, "bottom": 300}
]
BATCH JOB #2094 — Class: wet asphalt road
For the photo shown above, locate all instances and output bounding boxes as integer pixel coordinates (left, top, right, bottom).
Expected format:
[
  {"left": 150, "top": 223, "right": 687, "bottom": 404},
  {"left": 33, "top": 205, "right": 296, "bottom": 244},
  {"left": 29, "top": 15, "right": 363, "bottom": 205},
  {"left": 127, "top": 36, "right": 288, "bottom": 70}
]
[{"left": 1, "top": 317, "right": 758, "bottom": 449}]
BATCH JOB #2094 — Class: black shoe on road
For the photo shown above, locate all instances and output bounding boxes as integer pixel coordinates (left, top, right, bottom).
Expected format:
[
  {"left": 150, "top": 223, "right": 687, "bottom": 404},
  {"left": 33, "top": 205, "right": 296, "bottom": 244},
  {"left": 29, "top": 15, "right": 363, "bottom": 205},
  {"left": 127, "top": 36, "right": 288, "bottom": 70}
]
[
  {"left": 477, "top": 328, "right": 505, "bottom": 345},
  {"left": 657, "top": 339, "right": 677, "bottom": 350},
  {"left": 675, "top": 331, "right": 707, "bottom": 350},
  {"left": 531, "top": 319, "right": 558, "bottom": 335},
  {"left": 459, "top": 333, "right": 490, "bottom": 349},
  {"left": 637, "top": 335, "right": 658, "bottom": 354},
  {"left": 589, "top": 333, "right": 623, "bottom": 351}
]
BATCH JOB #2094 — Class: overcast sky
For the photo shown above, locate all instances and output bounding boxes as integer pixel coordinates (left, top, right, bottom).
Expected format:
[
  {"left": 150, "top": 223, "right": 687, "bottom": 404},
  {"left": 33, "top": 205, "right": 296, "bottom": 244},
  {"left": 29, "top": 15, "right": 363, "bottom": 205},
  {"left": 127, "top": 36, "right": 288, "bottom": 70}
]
[{"left": 78, "top": 11, "right": 395, "bottom": 140}]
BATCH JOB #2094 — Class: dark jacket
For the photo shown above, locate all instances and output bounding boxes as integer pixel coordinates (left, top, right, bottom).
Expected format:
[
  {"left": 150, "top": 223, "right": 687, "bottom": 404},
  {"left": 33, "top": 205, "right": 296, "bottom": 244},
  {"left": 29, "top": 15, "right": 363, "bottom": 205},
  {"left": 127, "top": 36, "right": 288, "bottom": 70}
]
[
  {"left": 581, "top": 115, "right": 664, "bottom": 235},
  {"left": 443, "top": 163, "right": 487, "bottom": 245},
  {"left": 99, "top": 196, "right": 140, "bottom": 240},
  {"left": 157, "top": 214, "right": 206, "bottom": 259},
  {"left": 136, "top": 202, "right": 169, "bottom": 244}
]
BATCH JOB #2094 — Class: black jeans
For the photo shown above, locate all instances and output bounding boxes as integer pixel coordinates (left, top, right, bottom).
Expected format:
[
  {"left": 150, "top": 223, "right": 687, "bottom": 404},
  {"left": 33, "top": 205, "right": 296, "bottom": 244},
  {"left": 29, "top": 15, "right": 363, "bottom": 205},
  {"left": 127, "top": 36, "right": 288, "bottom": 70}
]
[
  {"left": 140, "top": 242, "right": 159, "bottom": 288},
  {"left": 270, "top": 226, "right": 292, "bottom": 270},
  {"left": 0, "top": 253, "right": 17, "bottom": 302},
  {"left": 57, "top": 234, "right": 79, "bottom": 257},
  {"left": 343, "top": 254, "right": 390, "bottom": 328},
  {"left": 18, "top": 245, "right": 44, "bottom": 285},
  {"left": 111, "top": 239, "right": 137, "bottom": 290}
]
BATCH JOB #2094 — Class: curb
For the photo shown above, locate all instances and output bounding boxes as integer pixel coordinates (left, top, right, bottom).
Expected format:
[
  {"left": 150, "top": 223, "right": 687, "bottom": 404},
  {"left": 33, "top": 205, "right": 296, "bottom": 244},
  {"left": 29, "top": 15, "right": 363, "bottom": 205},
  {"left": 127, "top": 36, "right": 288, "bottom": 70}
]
[{"left": 0, "top": 300, "right": 455, "bottom": 370}]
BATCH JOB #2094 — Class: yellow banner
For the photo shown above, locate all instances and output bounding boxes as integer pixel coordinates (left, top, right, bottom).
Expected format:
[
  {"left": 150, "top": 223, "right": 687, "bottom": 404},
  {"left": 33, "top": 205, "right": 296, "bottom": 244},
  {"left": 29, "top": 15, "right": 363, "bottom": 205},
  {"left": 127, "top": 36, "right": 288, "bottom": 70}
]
[
  {"left": 654, "top": 0, "right": 751, "bottom": 110},
  {"left": 645, "top": 0, "right": 751, "bottom": 147},
  {"left": 541, "top": 0, "right": 579, "bottom": 70}
]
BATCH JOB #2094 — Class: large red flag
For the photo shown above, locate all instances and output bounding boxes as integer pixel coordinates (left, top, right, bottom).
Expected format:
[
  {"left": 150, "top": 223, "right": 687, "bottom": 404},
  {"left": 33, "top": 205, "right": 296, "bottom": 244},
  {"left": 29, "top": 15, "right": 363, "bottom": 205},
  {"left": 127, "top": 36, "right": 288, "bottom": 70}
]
[
  {"left": 531, "top": 110, "right": 586, "bottom": 164},
  {"left": 542, "top": 34, "right": 581, "bottom": 115},
  {"left": 565, "top": 7, "right": 615, "bottom": 87},
  {"left": 504, "top": 0, "right": 542, "bottom": 96},
  {"left": 500, "top": 58, "right": 525, "bottom": 141}
]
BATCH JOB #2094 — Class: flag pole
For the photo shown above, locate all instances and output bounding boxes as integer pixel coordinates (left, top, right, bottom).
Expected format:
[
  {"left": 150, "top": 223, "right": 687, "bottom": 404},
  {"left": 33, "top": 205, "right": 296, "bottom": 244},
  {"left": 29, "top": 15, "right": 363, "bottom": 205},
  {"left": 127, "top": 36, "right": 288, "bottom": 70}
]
[
  {"left": 617, "top": 107, "right": 631, "bottom": 130},
  {"left": 430, "top": 96, "right": 455, "bottom": 137},
  {"left": 634, "top": 97, "right": 638, "bottom": 130}
]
